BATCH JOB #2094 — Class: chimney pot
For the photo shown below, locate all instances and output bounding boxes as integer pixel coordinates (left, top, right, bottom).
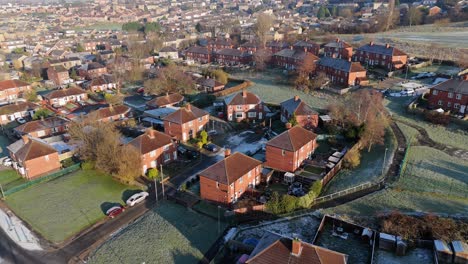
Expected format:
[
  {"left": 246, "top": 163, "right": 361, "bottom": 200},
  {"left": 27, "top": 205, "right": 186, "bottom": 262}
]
[
  {"left": 370, "top": 41, "right": 374, "bottom": 46},
  {"left": 386, "top": 43, "right": 390, "bottom": 48},
  {"left": 224, "top": 148, "right": 231, "bottom": 158},
  {"left": 186, "top": 103, "right": 192, "bottom": 111},
  {"left": 148, "top": 128, "right": 156, "bottom": 139},
  {"left": 22, "top": 135, "right": 29, "bottom": 144},
  {"left": 286, "top": 122, "right": 292, "bottom": 129},
  {"left": 292, "top": 238, "right": 302, "bottom": 256},
  {"left": 294, "top": 95, "right": 299, "bottom": 101}
]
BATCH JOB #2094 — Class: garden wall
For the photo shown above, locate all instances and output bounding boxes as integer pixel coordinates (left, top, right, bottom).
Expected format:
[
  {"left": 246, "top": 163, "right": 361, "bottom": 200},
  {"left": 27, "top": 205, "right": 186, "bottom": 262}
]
[
  {"left": 233, "top": 204, "right": 265, "bottom": 214},
  {"left": 213, "top": 80, "right": 254, "bottom": 97}
]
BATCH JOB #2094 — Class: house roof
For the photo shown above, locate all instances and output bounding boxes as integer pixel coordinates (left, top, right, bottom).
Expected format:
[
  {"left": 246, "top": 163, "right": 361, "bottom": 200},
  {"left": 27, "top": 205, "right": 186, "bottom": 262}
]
[
  {"left": 43, "top": 87, "right": 87, "bottom": 99},
  {"left": 431, "top": 79, "right": 467, "bottom": 95},
  {"left": 318, "top": 57, "right": 366, "bottom": 73},
  {"left": 280, "top": 97, "right": 318, "bottom": 116},
  {"left": 216, "top": 48, "right": 251, "bottom": 57},
  {"left": 147, "top": 93, "right": 184, "bottom": 108},
  {"left": 0, "top": 80, "right": 30, "bottom": 91},
  {"left": 357, "top": 43, "right": 407, "bottom": 56},
  {"left": 198, "top": 78, "right": 225, "bottom": 88},
  {"left": 14, "top": 116, "right": 69, "bottom": 134},
  {"left": 160, "top": 46, "right": 178, "bottom": 52},
  {"left": 0, "top": 102, "right": 39, "bottom": 116},
  {"left": 199, "top": 152, "right": 262, "bottom": 185},
  {"left": 85, "top": 62, "right": 105, "bottom": 70},
  {"left": 7, "top": 137, "right": 57, "bottom": 161},
  {"left": 162, "top": 104, "right": 208, "bottom": 124},
  {"left": 224, "top": 91, "right": 261, "bottom": 106},
  {"left": 128, "top": 129, "right": 173, "bottom": 155},
  {"left": 51, "top": 65, "right": 68, "bottom": 73},
  {"left": 266, "top": 126, "right": 317, "bottom": 152},
  {"left": 186, "top": 45, "right": 210, "bottom": 55},
  {"left": 324, "top": 39, "right": 352, "bottom": 49},
  {"left": 274, "top": 49, "right": 319, "bottom": 61},
  {"left": 294, "top": 40, "right": 320, "bottom": 48},
  {"left": 92, "top": 105, "right": 130, "bottom": 120},
  {"left": 246, "top": 236, "right": 347, "bottom": 264},
  {"left": 88, "top": 74, "right": 115, "bottom": 87}
]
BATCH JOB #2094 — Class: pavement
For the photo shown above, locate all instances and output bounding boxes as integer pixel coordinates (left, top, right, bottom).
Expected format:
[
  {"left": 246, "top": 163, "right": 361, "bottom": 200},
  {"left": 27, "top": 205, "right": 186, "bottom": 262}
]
[{"left": 0, "top": 152, "right": 221, "bottom": 264}]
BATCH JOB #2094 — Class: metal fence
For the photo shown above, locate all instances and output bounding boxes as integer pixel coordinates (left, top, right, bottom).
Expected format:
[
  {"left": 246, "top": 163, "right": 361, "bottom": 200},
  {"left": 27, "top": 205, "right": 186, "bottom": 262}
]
[
  {"left": 313, "top": 180, "right": 384, "bottom": 204},
  {"left": 1, "top": 163, "right": 81, "bottom": 198}
]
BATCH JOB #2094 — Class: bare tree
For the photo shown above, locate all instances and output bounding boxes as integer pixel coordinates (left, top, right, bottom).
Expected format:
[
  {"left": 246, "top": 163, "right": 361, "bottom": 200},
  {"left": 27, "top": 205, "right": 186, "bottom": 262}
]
[
  {"left": 385, "top": 0, "right": 396, "bottom": 31},
  {"left": 144, "top": 64, "right": 195, "bottom": 95},
  {"left": 254, "top": 13, "right": 274, "bottom": 48},
  {"left": 253, "top": 48, "right": 272, "bottom": 71}
]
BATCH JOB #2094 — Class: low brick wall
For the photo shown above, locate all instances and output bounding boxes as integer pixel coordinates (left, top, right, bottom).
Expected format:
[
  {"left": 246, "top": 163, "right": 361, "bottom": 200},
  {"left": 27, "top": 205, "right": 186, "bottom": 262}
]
[{"left": 233, "top": 204, "right": 265, "bottom": 214}]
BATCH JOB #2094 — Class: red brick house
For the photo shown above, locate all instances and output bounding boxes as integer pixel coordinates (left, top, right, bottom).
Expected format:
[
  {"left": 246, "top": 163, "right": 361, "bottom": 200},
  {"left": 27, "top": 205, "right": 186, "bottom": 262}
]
[
  {"left": 43, "top": 87, "right": 88, "bottom": 107},
  {"left": 293, "top": 40, "right": 320, "bottom": 56},
  {"left": 427, "top": 79, "right": 467, "bottom": 114},
  {"left": 163, "top": 104, "right": 210, "bottom": 141},
  {"left": 47, "top": 65, "right": 70, "bottom": 86},
  {"left": 14, "top": 116, "right": 69, "bottom": 138},
  {"left": 129, "top": 129, "right": 178, "bottom": 175},
  {"left": 78, "top": 62, "right": 108, "bottom": 80},
  {"left": 265, "top": 125, "right": 317, "bottom": 172},
  {"left": 280, "top": 96, "right": 319, "bottom": 129},
  {"left": 224, "top": 90, "right": 267, "bottom": 122},
  {"left": 0, "top": 80, "right": 32, "bottom": 103},
  {"left": 0, "top": 102, "right": 39, "bottom": 125},
  {"left": 185, "top": 46, "right": 211, "bottom": 64},
  {"left": 199, "top": 150, "right": 262, "bottom": 205},
  {"left": 246, "top": 235, "right": 347, "bottom": 264},
  {"left": 91, "top": 105, "right": 131, "bottom": 122},
  {"left": 317, "top": 57, "right": 368, "bottom": 87},
  {"left": 240, "top": 42, "right": 260, "bottom": 53},
  {"left": 207, "top": 38, "right": 233, "bottom": 51},
  {"left": 146, "top": 93, "right": 184, "bottom": 109},
  {"left": 273, "top": 48, "right": 319, "bottom": 70},
  {"left": 266, "top": 41, "right": 289, "bottom": 54},
  {"left": 354, "top": 42, "right": 408, "bottom": 71},
  {"left": 7, "top": 136, "right": 61, "bottom": 180},
  {"left": 324, "top": 39, "right": 353, "bottom": 60},
  {"left": 214, "top": 48, "right": 253, "bottom": 65}
]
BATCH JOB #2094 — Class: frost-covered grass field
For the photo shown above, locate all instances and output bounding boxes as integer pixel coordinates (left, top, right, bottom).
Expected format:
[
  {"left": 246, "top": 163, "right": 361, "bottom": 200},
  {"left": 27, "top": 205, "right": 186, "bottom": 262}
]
[
  {"left": 322, "top": 129, "right": 397, "bottom": 195},
  {"left": 89, "top": 202, "right": 227, "bottom": 264},
  {"left": 385, "top": 97, "right": 468, "bottom": 150},
  {"left": 374, "top": 247, "right": 435, "bottom": 264},
  {"left": 230, "top": 71, "right": 337, "bottom": 111},
  {"left": 234, "top": 214, "right": 321, "bottom": 243}
]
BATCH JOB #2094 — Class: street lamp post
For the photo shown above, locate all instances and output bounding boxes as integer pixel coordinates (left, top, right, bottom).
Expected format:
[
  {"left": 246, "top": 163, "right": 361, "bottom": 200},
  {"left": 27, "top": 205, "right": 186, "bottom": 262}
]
[
  {"left": 154, "top": 176, "right": 158, "bottom": 203},
  {"left": 160, "top": 164, "right": 165, "bottom": 199}
]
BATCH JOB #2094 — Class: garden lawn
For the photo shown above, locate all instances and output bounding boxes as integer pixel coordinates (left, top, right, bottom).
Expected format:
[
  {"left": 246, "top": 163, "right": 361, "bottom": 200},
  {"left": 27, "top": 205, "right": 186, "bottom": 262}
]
[
  {"left": 322, "top": 129, "right": 397, "bottom": 195},
  {"left": 0, "top": 169, "right": 27, "bottom": 191},
  {"left": 395, "top": 121, "right": 419, "bottom": 143},
  {"left": 230, "top": 70, "right": 337, "bottom": 111},
  {"left": 89, "top": 202, "right": 227, "bottom": 264},
  {"left": 324, "top": 146, "right": 468, "bottom": 216},
  {"left": 385, "top": 97, "right": 468, "bottom": 150},
  {"left": 6, "top": 169, "right": 139, "bottom": 243}
]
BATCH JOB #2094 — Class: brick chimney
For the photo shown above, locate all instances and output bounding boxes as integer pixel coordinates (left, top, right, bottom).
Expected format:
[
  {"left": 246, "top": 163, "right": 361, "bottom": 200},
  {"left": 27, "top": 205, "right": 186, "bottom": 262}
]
[
  {"left": 224, "top": 148, "right": 231, "bottom": 158},
  {"left": 291, "top": 238, "right": 302, "bottom": 256},
  {"left": 166, "top": 92, "right": 169, "bottom": 97},
  {"left": 385, "top": 43, "right": 390, "bottom": 49},
  {"left": 290, "top": 46, "right": 293, "bottom": 50},
  {"left": 285, "top": 122, "right": 292, "bottom": 129},
  {"left": 148, "top": 128, "right": 155, "bottom": 139},
  {"left": 22, "top": 135, "right": 29, "bottom": 144},
  {"left": 370, "top": 41, "right": 374, "bottom": 46},
  {"left": 294, "top": 95, "right": 299, "bottom": 102},
  {"left": 242, "top": 90, "right": 247, "bottom": 98},
  {"left": 336, "top": 38, "right": 340, "bottom": 42},
  {"left": 186, "top": 103, "right": 192, "bottom": 111}
]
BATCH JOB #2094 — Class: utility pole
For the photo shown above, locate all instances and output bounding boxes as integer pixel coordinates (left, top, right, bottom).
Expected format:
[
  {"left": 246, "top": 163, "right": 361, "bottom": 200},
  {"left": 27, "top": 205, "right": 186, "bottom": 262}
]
[
  {"left": 0, "top": 184, "right": 4, "bottom": 199},
  {"left": 154, "top": 175, "right": 158, "bottom": 203},
  {"left": 381, "top": 147, "right": 388, "bottom": 176},
  {"left": 160, "top": 164, "right": 165, "bottom": 199}
]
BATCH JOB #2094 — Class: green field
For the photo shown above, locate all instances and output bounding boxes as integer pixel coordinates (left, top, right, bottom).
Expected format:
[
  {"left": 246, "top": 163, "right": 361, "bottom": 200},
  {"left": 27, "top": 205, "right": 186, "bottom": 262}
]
[
  {"left": 230, "top": 71, "right": 337, "bottom": 111},
  {"left": 6, "top": 170, "right": 139, "bottom": 243},
  {"left": 322, "top": 129, "right": 397, "bottom": 195},
  {"left": 89, "top": 202, "right": 227, "bottom": 264},
  {"left": 0, "top": 169, "right": 27, "bottom": 192}
]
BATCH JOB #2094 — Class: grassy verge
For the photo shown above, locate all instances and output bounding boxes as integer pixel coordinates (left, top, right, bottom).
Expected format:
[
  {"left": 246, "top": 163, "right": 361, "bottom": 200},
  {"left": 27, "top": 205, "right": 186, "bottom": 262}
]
[
  {"left": 6, "top": 169, "right": 140, "bottom": 243},
  {"left": 89, "top": 202, "right": 227, "bottom": 264},
  {"left": 0, "top": 169, "right": 27, "bottom": 191}
]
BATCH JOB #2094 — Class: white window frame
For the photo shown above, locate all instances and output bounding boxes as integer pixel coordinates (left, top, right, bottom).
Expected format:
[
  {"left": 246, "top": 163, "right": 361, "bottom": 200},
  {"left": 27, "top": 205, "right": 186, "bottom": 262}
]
[
  {"left": 456, "top": 94, "right": 462, "bottom": 100},
  {"left": 448, "top": 92, "right": 454, "bottom": 98},
  {"left": 438, "top": 100, "right": 443, "bottom": 106}
]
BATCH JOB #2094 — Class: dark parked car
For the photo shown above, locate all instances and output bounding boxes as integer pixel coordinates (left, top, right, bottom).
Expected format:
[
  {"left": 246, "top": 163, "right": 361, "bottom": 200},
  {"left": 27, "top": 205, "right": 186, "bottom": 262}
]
[
  {"left": 203, "top": 143, "right": 218, "bottom": 152},
  {"left": 106, "top": 205, "right": 125, "bottom": 219},
  {"left": 185, "top": 150, "right": 199, "bottom": 159}
]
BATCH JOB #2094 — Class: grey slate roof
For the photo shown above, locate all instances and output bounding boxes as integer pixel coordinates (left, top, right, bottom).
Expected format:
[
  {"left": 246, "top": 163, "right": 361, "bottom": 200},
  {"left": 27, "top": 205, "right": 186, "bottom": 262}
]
[
  {"left": 280, "top": 97, "right": 317, "bottom": 116},
  {"left": 357, "top": 43, "right": 407, "bottom": 56},
  {"left": 431, "top": 79, "right": 467, "bottom": 95},
  {"left": 318, "top": 57, "right": 366, "bottom": 72}
]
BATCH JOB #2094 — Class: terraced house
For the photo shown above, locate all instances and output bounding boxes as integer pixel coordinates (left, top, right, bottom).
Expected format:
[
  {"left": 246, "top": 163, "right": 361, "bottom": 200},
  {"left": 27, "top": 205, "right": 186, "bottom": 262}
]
[
  {"left": 265, "top": 125, "right": 317, "bottom": 173},
  {"left": 199, "top": 150, "right": 262, "bottom": 205},
  {"left": 163, "top": 104, "right": 209, "bottom": 141},
  {"left": 324, "top": 39, "right": 353, "bottom": 60},
  {"left": 293, "top": 39, "right": 321, "bottom": 56},
  {"left": 0, "top": 102, "right": 38, "bottom": 125},
  {"left": 427, "top": 79, "right": 467, "bottom": 114},
  {"left": 185, "top": 46, "right": 211, "bottom": 64},
  {"left": 224, "top": 90, "right": 268, "bottom": 122},
  {"left": 129, "top": 129, "right": 178, "bottom": 175},
  {"left": 214, "top": 48, "right": 252, "bottom": 65},
  {"left": 273, "top": 48, "right": 319, "bottom": 70},
  {"left": 354, "top": 42, "right": 408, "bottom": 71},
  {"left": 0, "top": 79, "right": 32, "bottom": 103},
  {"left": 317, "top": 57, "right": 368, "bottom": 87}
]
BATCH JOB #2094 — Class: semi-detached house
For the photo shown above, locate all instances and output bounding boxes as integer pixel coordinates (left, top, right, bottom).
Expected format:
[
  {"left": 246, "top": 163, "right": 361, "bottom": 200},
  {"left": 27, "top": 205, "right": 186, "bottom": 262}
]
[
  {"left": 354, "top": 42, "right": 408, "bottom": 71},
  {"left": 0, "top": 80, "right": 32, "bottom": 103},
  {"left": 43, "top": 87, "right": 88, "bottom": 107},
  {"left": 224, "top": 90, "right": 267, "bottom": 122},
  {"left": 163, "top": 104, "right": 209, "bottom": 141}
]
